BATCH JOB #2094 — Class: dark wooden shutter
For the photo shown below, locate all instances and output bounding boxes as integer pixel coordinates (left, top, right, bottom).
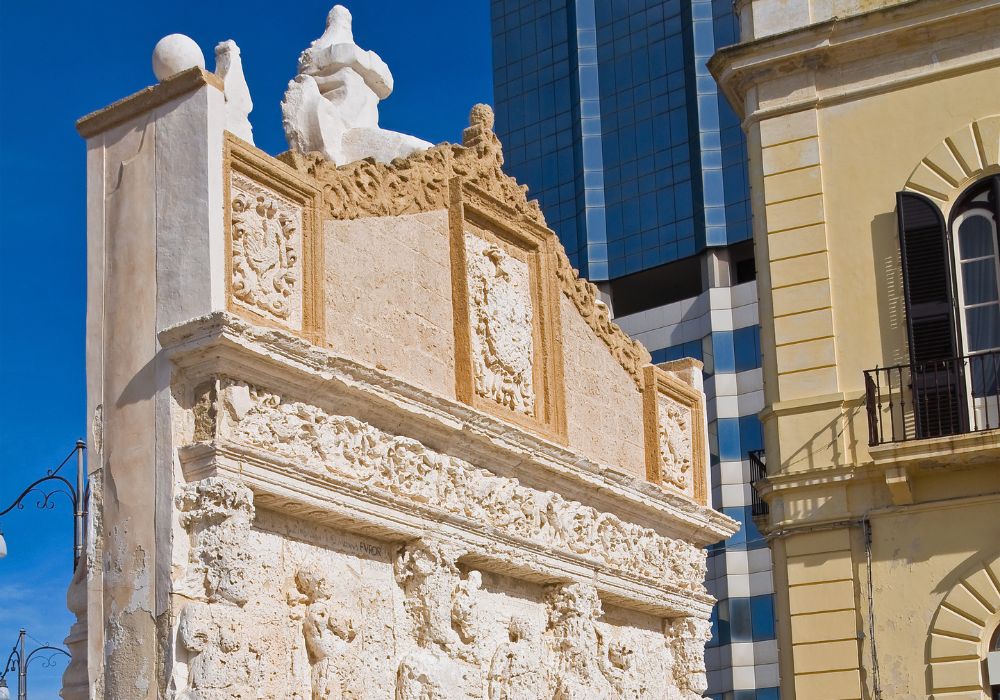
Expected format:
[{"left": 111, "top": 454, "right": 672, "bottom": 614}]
[{"left": 896, "top": 192, "right": 967, "bottom": 437}]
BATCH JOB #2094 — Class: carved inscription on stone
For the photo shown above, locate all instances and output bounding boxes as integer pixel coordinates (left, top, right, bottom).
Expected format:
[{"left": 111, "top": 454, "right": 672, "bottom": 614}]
[
  {"left": 217, "top": 380, "right": 707, "bottom": 592},
  {"left": 464, "top": 233, "right": 535, "bottom": 416},
  {"left": 657, "top": 396, "right": 693, "bottom": 496},
  {"left": 230, "top": 171, "right": 303, "bottom": 327}
]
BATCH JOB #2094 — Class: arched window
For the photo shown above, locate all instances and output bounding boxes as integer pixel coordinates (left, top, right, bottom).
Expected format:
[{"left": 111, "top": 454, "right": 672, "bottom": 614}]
[
  {"left": 950, "top": 178, "right": 1000, "bottom": 426},
  {"left": 896, "top": 175, "right": 1000, "bottom": 437},
  {"left": 991, "top": 623, "right": 1000, "bottom": 700}
]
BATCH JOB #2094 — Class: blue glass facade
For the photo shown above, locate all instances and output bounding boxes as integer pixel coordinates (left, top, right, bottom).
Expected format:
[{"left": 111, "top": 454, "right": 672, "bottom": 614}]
[
  {"left": 491, "top": 0, "right": 750, "bottom": 281},
  {"left": 492, "top": 3, "right": 775, "bottom": 698}
]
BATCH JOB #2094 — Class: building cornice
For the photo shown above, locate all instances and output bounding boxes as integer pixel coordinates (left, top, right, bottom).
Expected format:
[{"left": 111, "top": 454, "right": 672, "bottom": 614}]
[
  {"left": 709, "top": 0, "right": 1000, "bottom": 124},
  {"left": 159, "top": 311, "right": 738, "bottom": 546},
  {"left": 77, "top": 67, "right": 224, "bottom": 139}
]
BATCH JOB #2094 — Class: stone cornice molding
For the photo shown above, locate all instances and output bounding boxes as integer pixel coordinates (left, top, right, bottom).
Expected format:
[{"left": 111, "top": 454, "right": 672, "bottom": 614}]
[
  {"left": 709, "top": 0, "right": 1000, "bottom": 123},
  {"left": 159, "top": 311, "right": 738, "bottom": 545},
  {"left": 177, "top": 441, "right": 714, "bottom": 619},
  {"left": 77, "top": 67, "right": 224, "bottom": 138}
]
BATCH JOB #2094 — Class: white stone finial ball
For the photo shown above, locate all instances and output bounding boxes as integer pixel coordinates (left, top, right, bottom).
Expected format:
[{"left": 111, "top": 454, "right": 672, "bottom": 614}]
[{"left": 152, "top": 34, "right": 206, "bottom": 82}]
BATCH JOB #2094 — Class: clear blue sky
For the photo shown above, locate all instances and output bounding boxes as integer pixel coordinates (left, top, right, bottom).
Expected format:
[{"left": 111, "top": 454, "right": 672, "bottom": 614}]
[{"left": 0, "top": 1, "right": 492, "bottom": 694}]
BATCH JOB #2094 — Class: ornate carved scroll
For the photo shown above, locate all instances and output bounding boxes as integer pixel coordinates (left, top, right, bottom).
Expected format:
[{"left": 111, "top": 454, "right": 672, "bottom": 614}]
[
  {"left": 213, "top": 379, "right": 706, "bottom": 593},
  {"left": 277, "top": 105, "right": 650, "bottom": 393},
  {"left": 224, "top": 134, "right": 323, "bottom": 342},
  {"left": 554, "top": 248, "right": 650, "bottom": 390},
  {"left": 643, "top": 365, "right": 708, "bottom": 505},
  {"left": 278, "top": 104, "right": 544, "bottom": 227}
]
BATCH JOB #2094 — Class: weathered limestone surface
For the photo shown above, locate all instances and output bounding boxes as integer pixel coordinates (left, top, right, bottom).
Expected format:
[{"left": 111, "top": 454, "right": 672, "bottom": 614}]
[
  {"left": 324, "top": 211, "right": 457, "bottom": 399},
  {"left": 70, "top": 8, "right": 736, "bottom": 699}
]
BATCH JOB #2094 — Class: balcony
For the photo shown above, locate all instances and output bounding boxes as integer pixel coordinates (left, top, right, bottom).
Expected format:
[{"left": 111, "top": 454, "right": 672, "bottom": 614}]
[
  {"left": 748, "top": 449, "right": 769, "bottom": 518},
  {"left": 864, "top": 350, "right": 1000, "bottom": 446}
]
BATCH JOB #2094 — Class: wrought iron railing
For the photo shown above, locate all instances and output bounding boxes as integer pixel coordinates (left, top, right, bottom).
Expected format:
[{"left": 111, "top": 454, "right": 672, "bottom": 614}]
[
  {"left": 864, "top": 349, "right": 1000, "bottom": 446},
  {"left": 748, "top": 449, "right": 768, "bottom": 517}
]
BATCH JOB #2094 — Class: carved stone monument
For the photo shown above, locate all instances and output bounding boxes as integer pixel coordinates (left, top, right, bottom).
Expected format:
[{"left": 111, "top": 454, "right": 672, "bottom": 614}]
[{"left": 67, "top": 7, "right": 735, "bottom": 698}]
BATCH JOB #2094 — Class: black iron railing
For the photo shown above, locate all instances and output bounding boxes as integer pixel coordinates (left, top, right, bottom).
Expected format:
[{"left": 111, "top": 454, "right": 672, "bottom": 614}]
[
  {"left": 748, "top": 449, "right": 768, "bottom": 517},
  {"left": 864, "top": 350, "right": 1000, "bottom": 446}
]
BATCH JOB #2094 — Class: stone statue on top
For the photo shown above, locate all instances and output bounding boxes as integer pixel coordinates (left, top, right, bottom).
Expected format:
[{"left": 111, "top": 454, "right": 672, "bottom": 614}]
[{"left": 282, "top": 5, "right": 432, "bottom": 165}]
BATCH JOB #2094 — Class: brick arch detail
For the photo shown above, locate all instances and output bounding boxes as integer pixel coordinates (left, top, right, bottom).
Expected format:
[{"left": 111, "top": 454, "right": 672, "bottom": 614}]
[
  {"left": 927, "top": 552, "right": 1000, "bottom": 698},
  {"left": 903, "top": 115, "right": 1000, "bottom": 212}
]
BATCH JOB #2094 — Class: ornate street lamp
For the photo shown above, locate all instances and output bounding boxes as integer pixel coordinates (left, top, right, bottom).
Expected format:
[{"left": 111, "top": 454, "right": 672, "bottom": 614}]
[
  {"left": 0, "top": 441, "right": 87, "bottom": 570},
  {"left": 0, "top": 629, "right": 70, "bottom": 700}
]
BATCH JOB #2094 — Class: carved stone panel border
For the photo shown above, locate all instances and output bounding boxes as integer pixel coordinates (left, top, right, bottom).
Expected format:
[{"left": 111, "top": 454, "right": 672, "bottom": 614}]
[
  {"left": 223, "top": 134, "right": 324, "bottom": 343},
  {"left": 643, "top": 364, "right": 708, "bottom": 506},
  {"left": 448, "top": 178, "right": 568, "bottom": 442}
]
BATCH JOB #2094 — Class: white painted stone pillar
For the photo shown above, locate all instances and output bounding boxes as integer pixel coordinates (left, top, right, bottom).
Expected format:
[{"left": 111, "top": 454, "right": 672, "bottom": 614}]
[{"left": 66, "top": 66, "right": 228, "bottom": 699}]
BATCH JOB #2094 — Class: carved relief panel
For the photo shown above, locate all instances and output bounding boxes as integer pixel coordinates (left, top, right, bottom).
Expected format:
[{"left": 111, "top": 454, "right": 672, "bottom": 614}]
[
  {"left": 643, "top": 365, "right": 708, "bottom": 505},
  {"left": 193, "top": 377, "right": 706, "bottom": 593},
  {"left": 449, "top": 179, "right": 567, "bottom": 440},
  {"left": 224, "top": 135, "right": 323, "bottom": 341}
]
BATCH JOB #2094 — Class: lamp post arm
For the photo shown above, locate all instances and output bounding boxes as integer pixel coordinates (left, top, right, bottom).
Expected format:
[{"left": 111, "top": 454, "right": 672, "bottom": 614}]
[
  {"left": 0, "top": 645, "right": 20, "bottom": 680},
  {"left": 0, "top": 442, "right": 87, "bottom": 570},
  {"left": 0, "top": 474, "right": 78, "bottom": 519}
]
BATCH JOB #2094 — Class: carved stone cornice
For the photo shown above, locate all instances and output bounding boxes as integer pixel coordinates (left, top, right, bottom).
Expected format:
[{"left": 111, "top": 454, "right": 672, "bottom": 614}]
[
  {"left": 709, "top": 0, "right": 1000, "bottom": 123},
  {"left": 178, "top": 434, "right": 713, "bottom": 618},
  {"left": 77, "top": 66, "right": 224, "bottom": 138},
  {"left": 159, "top": 311, "right": 737, "bottom": 546}
]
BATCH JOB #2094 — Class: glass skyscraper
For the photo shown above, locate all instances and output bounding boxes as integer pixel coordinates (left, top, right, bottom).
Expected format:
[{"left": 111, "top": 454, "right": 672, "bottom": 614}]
[{"left": 491, "top": 1, "right": 777, "bottom": 698}]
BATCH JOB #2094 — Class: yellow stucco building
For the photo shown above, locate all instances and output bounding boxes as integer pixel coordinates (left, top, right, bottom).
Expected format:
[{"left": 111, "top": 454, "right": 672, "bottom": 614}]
[{"left": 710, "top": 0, "right": 1000, "bottom": 697}]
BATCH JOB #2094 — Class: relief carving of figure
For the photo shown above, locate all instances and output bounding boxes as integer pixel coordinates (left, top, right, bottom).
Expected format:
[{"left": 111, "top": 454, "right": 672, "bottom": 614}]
[
  {"left": 487, "top": 616, "right": 543, "bottom": 700},
  {"left": 292, "top": 567, "right": 357, "bottom": 699},
  {"left": 230, "top": 179, "right": 300, "bottom": 322},
  {"left": 600, "top": 639, "right": 641, "bottom": 700},
  {"left": 664, "top": 616, "right": 712, "bottom": 698},
  {"left": 451, "top": 570, "right": 482, "bottom": 648},
  {"left": 394, "top": 539, "right": 462, "bottom": 651},
  {"left": 393, "top": 540, "right": 469, "bottom": 699},
  {"left": 175, "top": 478, "right": 262, "bottom": 699},
  {"left": 465, "top": 234, "right": 536, "bottom": 416},
  {"left": 545, "top": 583, "right": 612, "bottom": 700}
]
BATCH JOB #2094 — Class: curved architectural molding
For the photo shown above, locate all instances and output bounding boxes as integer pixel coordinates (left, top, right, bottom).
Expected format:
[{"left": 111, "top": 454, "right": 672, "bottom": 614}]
[
  {"left": 926, "top": 551, "right": 1000, "bottom": 697},
  {"left": 903, "top": 114, "right": 1000, "bottom": 207}
]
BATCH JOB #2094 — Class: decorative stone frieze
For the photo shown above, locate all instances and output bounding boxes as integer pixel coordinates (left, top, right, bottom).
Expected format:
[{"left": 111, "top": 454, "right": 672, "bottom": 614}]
[
  {"left": 279, "top": 104, "right": 544, "bottom": 227},
  {"left": 205, "top": 378, "right": 707, "bottom": 593}
]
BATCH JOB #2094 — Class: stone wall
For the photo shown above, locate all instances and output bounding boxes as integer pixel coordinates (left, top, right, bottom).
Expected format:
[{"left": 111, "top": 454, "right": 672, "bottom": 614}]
[{"left": 72, "top": 24, "right": 736, "bottom": 697}]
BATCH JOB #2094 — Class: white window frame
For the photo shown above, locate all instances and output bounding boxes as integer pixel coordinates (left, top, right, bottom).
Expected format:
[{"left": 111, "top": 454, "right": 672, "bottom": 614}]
[{"left": 951, "top": 204, "right": 1000, "bottom": 427}]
